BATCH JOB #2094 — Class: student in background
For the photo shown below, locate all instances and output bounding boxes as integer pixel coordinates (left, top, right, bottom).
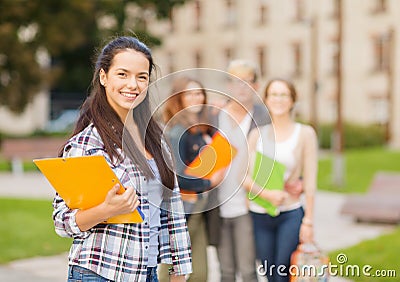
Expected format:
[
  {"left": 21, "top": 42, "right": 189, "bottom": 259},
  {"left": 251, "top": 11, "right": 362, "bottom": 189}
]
[
  {"left": 243, "top": 78, "right": 317, "bottom": 282},
  {"left": 52, "top": 36, "right": 191, "bottom": 282},
  {"left": 160, "top": 76, "right": 225, "bottom": 282},
  {"left": 215, "top": 60, "right": 269, "bottom": 282}
]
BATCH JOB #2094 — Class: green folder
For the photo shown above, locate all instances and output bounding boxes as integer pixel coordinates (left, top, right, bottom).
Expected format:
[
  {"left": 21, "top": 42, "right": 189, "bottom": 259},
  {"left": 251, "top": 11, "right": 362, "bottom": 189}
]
[{"left": 248, "top": 151, "right": 286, "bottom": 216}]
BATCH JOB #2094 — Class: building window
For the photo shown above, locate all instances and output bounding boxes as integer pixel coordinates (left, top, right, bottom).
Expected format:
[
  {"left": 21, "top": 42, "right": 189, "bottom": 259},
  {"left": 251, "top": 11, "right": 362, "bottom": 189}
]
[
  {"left": 332, "top": 50, "right": 339, "bottom": 77},
  {"left": 167, "top": 52, "right": 175, "bottom": 74},
  {"left": 370, "top": 96, "right": 388, "bottom": 124},
  {"left": 291, "top": 42, "right": 302, "bottom": 77},
  {"left": 372, "top": 34, "right": 390, "bottom": 72},
  {"left": 194, "top": 0, "right": 202, "bottom": 32},
  {"left": 224, "top": 48, "right": 234, "bottom": 67},
  {"left": 194, "top": 50, "right": 202, "bottom": 68},
  {"left": 293, "top": 0, "right": 305, "bottom": 22},
  {"left": 257, "top": 46, "right": 267, "bottom": 77},
  {"left": 168, "top": 8, "right": 175, "bottom": 32},
  {"left": 371, "top": 0, "right": 387, "bottom": 14},
  {"left": 327, "top": 98, "right": 337, "bottom": 123},
  {"left": 331, "top": 0, "right": 340, "bottom": 19},
  {"left": 257, "top": 3, "right": 269, "bottom": 25},
  {"left": 224, "top": 0, "right": 237, "bottom": 28},
  {"left": 329, "top": 38, "right": 339, "bottom": 76}
]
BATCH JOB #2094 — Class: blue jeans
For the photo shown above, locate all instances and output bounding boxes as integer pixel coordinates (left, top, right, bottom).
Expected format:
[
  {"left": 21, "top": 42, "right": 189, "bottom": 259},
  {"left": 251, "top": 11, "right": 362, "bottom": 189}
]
[
  {"left": 68, "top": 265, "right": 110, "bottom": 281},
  {"left": 67, "top": 265, "right": 159, "bottom": 282},
  {"left": 146, "top": 266, "right": 159, "bottom": 282},
  {"left": 251, "top": 207, "right": 304, "bottom": 282}
]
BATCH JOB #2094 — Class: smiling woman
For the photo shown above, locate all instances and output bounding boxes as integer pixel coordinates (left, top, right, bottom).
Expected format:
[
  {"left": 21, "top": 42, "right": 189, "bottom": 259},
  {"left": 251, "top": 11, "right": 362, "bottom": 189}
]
[
  {"left": 243, "top": 78, "right": 318, "bottom": 282},
  {"left": 99, "top": 49, "right": 150, "bottom": 121},
  {"left": 51, "top": 36, "right": 192, "bottom": 282}
]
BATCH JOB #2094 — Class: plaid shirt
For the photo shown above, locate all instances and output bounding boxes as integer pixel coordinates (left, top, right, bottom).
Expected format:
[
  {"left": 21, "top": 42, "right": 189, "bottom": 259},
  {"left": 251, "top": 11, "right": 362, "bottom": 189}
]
[{"left": 52, "top": 124, "right": 192, "bottom": 281}]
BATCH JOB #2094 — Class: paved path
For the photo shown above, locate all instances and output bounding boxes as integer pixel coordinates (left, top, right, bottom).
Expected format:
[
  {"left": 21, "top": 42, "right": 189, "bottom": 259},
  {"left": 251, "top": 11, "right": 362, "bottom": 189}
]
[{"left": 0, "top": 172, "right": 395, "bottom": 281}]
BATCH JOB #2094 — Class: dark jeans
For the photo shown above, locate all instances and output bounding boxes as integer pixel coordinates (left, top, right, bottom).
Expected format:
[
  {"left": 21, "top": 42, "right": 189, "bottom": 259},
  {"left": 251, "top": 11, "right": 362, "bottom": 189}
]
[
  {"left": 67, "top": 265, "right": 159, "bottom": 282},
  {"left": 251, "top": 207, "right": 304, "bottom": 282},
  {"left": 146, "top": 266, "right": 159, "bottom": 282},
  {"left": 68, "top": 265, "right": 110, "bottom": 281}
]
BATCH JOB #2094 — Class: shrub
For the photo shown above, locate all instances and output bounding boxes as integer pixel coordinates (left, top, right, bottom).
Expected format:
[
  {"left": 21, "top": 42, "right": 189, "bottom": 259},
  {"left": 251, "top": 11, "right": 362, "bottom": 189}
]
[{"left": 317, "top": 123, "right": 386, "bottom": 149}]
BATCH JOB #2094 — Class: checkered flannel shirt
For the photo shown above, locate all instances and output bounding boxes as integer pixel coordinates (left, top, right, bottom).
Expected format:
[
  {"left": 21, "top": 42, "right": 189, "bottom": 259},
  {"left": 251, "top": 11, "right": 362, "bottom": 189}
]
[{"left": 52, "top": 124, "right": 192, "bottom": 281}]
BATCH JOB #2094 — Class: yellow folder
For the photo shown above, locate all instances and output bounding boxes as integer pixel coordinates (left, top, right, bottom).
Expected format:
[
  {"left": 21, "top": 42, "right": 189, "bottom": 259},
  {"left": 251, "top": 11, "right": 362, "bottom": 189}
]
[
  {"left": 184, "top": 131, "right": 237, "bottom": 179},
  {"left": 33, "top": 155, "right": 144, "bottom": 224}
]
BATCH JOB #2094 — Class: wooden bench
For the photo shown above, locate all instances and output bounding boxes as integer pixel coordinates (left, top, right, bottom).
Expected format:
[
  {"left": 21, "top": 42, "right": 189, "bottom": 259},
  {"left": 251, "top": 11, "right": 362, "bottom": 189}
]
[
  {"left": 1, "top": 137, "right": 66, "bottom": 175},
  {"left": 340, "top": 172, "right": 400, "bottom": 224}
]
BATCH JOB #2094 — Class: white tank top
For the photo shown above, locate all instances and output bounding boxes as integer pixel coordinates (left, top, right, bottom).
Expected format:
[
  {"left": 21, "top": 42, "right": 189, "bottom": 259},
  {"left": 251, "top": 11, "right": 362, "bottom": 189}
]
[{"left": 249, "top": 123, "right": 301, "bottom": 214}]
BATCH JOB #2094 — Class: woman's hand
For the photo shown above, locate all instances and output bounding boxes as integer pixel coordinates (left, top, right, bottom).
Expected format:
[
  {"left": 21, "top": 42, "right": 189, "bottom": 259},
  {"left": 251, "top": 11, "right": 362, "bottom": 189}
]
[
  {"left": 260, "top": 190, "right": 289, "bottom": 206},
  {"left": 299, "top": 222, "right": 314, "bottom": 243},
  {"left": 284, "top": 179, "right": 303, "bottom": 198},
  {"left": 169, "top": 275, "right": 186, "bottom": 282},
  {"left": 103, "top": 184, "right": 140, "bottom": 218},
  {"left": 209, "top": 168, "right": 226, "bottom": 188},
  {"left": 75, "top": 184, "right": 140, "bottom": 231}
]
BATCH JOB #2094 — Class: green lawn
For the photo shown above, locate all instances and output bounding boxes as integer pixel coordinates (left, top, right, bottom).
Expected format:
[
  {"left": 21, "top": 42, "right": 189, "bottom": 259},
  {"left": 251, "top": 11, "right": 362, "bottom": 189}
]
[
  {"left": 0, "top": 198, "right": 72, "bottom": 264},
  {"left": 0, "top": 159, "right": 39, "bottom": 172},
  {"left": 319, "top": 147, "right": 400, "bottom": 280},
  {"left": 0, "top": 159, "right": 11, "bottom": 171},
  {"left": 329, "top": 227, "right": 400, "bottom": 281},
  {"left": 318, "top": 147, "right": 400, "bottom": 193}
]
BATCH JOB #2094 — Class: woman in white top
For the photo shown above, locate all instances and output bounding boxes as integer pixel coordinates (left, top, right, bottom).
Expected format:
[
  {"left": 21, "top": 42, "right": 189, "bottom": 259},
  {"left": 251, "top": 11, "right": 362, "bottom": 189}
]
[{"left": 243, "top": 78, "right": 318, "bottom": 282}]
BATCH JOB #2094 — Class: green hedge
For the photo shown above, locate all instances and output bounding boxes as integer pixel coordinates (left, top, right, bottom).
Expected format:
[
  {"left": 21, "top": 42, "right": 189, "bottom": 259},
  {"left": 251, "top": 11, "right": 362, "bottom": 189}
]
[{"left": 317, "top": 123, "right": 386, "bottom": 149}]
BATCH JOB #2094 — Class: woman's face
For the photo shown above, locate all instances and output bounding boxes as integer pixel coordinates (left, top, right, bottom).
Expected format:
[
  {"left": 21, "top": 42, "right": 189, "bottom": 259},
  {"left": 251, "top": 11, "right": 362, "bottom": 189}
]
[
  {"left": 181, "top": 81, "right": 206, "bottom": 114},
  {"left": 99, "top": 49, "right": 150, "bottom": 121},
  {"left": 264, "top": 80, "right": 294, "bottom": 117}
]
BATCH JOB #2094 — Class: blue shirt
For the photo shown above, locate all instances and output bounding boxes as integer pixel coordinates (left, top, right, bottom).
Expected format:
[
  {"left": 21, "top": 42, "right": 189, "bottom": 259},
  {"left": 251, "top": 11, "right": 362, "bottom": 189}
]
[{"left": 146, "top": 159, "right": 163, "bottom": 267}]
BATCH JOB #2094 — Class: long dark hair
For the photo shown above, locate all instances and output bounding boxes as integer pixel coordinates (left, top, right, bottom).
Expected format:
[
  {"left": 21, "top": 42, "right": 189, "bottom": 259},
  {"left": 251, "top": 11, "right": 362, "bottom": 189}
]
[{"left": 63, "top": 36, "right": 175, "bottom": 190}]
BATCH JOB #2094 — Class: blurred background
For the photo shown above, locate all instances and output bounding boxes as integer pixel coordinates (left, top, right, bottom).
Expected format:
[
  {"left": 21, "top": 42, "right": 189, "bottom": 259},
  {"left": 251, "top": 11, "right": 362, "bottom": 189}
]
[
  {"left": 1, "top": 0, "right": 399, "bottom": 148},
  {"left": 0, "top": 1, "right": 400, "bottom": 281},
  {"left": 1, "top": 0, "right": 399, "bottom": 184}
]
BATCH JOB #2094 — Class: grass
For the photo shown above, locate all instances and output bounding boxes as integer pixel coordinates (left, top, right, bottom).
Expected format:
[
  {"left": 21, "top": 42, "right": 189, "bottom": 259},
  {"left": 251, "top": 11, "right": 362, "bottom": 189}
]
[
  {"left": 0, "top": 198, "right": 72, "bottom": 264},
  {"left": 23, "top": 160, "right": 39, "bottom": 171},
  {"left": 318, "top": 147, "right": 400, "bottom": 193},
  {"left": 0, "top": 159, "right": 39, "bottom": 172},
  {"left": 329, "top": 227, "right": 400, "bottom": 281},
  {"left": 0, "top": 159, "right": 10, "bottom": 171},
  {"left": 318, "top": 147, "right": 400, "bottom": 280}
]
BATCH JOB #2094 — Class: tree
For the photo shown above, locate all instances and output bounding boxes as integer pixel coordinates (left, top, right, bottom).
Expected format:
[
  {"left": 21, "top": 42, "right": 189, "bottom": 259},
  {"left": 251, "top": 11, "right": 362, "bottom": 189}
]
[{"left": 0, "top": 0, "right": 189, "bottom": 113}]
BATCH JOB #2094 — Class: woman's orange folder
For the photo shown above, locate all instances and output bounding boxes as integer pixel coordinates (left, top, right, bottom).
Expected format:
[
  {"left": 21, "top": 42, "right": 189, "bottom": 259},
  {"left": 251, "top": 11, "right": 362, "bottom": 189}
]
[
  {"left": 33, "top": 155, "right": 144, "bottom": 224},
  {"left": 184, "top": 131, "right": 237, "bottom": 179}
]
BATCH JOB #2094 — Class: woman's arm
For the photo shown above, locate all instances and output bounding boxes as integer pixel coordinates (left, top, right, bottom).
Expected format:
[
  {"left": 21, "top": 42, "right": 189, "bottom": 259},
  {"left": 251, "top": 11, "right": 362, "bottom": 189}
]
[
  {"left": 75, "top": 184, "right": 140, "bottom": 231},
  {"left": 159, "top": 184, "right": 193, "bottom": 277},
  {"left": 170, "top": 275, "right": 186, "bottom": 282},
  {"left": 53, "top": 140, "right": 140, "bottom": 235},
  {"left": 299, "top": 125, "right": 318, "bottom": 242},
  {"left": 53, "top": 194, "right": 90, "bottom": 238},
  {"left": 54, "top": 183, "right": 140, "bottom": 235},
  {"left": 242, "top": 127, "right": 259, "bottom": 193},
  {"left": 243, "top": 176, "right": 288, "bottom": 207}
]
